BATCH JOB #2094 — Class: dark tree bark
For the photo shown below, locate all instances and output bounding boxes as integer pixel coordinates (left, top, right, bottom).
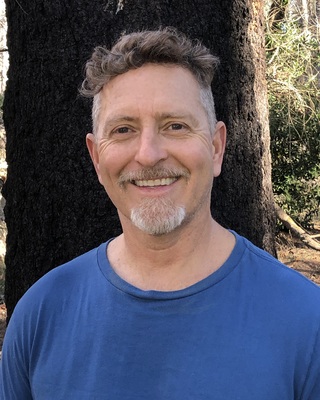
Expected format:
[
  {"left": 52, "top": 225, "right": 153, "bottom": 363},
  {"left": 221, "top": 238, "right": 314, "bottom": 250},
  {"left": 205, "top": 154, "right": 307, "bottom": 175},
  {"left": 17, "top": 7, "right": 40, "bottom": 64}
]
[
  {"left": 3, "top": 0, "right": 276, "bottom": 320},
  {"left": 210, "top": 0, "right": 276, "bottom": 254}
]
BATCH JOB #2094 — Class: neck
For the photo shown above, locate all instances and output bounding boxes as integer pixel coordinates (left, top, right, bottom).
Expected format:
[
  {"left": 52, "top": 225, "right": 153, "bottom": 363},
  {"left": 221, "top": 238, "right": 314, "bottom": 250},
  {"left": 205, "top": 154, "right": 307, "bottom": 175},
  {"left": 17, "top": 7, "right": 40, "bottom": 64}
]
[{"left": 107, "top": 211, "right": 235, "bottom": 291}]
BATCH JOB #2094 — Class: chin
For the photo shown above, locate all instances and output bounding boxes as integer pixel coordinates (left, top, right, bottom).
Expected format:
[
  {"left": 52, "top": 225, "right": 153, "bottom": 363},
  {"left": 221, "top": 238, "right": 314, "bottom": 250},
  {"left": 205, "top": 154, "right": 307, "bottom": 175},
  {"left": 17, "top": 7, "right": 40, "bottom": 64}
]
[{"left": 130, "top": 198, "right": 186, "bottom": 235}]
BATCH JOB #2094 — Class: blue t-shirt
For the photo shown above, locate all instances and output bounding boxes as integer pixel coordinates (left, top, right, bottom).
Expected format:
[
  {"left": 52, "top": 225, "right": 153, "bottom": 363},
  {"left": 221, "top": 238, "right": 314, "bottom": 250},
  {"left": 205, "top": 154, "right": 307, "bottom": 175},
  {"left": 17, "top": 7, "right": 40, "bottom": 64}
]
[{"left": 1, "top": 232, "right": 320, "bottom": 399}]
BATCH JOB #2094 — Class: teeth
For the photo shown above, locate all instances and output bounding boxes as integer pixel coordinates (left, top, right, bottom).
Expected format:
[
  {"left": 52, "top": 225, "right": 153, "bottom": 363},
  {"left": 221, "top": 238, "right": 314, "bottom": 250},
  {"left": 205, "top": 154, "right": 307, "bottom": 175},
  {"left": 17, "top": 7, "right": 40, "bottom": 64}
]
[{"left": 134, "top": 178, "right": 177, "bottom": 187}]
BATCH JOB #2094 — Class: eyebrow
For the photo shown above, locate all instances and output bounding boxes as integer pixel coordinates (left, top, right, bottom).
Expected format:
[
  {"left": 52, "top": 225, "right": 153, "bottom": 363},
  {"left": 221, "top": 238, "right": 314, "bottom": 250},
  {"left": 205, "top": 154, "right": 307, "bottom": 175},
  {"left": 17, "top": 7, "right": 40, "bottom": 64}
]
[
  {"left": 103, "top": 116, "right": 137, "bottom": 135},
  {"left": 155, "top": 112, "right": 200, "bottom": 126}
]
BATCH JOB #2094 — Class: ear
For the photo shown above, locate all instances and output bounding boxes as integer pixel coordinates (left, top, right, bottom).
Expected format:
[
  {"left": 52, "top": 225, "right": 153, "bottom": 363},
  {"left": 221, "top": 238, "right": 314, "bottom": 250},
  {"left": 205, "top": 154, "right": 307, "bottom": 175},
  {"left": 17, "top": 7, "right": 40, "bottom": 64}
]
[
  {"left": 86, "top": 133, "right": 103, "bottom": 185},
  {"left": 212, "top": 121, "right": 227, "bottom": 178}
]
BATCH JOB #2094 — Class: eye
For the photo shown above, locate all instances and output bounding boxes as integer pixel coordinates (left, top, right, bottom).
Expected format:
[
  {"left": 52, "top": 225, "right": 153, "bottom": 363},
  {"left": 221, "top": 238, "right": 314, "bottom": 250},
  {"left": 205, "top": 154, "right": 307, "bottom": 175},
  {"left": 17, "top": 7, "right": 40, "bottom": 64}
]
[
  {"left": 113, "top": 126, "right": 132, "bottom": 134},
  {"left": 168, "top": 123, "right": 185, "bottom": 130}
]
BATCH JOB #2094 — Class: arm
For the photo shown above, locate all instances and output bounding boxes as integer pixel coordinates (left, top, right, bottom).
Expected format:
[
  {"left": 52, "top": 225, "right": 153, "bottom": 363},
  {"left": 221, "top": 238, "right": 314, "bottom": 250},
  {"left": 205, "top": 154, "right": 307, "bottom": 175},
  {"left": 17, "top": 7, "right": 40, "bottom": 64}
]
[
  {"left": 0, "top": 315, "right": 33, "bottom": 399},
  {"left": 301, "top": 322, "right": 320, "bottom": 400}
]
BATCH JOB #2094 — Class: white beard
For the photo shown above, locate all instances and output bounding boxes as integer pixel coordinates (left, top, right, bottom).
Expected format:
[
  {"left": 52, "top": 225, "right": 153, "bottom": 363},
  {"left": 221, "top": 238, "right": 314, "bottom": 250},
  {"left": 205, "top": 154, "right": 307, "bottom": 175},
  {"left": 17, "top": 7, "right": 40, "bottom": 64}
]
[{"left": 130, "top": 197, "right": 186, "bottom": 235}]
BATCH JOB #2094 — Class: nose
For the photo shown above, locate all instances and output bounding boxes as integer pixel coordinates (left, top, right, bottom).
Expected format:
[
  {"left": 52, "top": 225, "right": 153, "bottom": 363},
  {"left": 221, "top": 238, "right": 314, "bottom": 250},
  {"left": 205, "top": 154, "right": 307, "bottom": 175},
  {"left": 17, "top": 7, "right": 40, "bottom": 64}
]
[{"left": 134, "top": 129, "right": 168, "bottom": 166}]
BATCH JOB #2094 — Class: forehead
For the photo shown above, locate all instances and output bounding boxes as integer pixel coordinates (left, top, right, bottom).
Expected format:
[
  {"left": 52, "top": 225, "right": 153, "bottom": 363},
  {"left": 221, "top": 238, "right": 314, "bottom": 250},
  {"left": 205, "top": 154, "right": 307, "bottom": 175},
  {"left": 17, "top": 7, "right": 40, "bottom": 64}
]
[{"left": 99, "top": 64, "right": 203, "bottom": 116}]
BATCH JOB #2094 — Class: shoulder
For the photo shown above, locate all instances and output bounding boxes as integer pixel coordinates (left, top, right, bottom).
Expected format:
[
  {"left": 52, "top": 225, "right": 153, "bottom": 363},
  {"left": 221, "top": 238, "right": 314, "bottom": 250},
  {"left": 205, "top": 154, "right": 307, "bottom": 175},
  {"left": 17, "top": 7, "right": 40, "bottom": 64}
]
[
  {"left": 241, "top": 233, "right": 319, "bottom": 286},
  {"left": 32, "top": 244, "right": 101, "bottom": 286},
  {"left": 11, "top": 243, "right": 107, "bottom": 320},
  {"left": 234, "top": 232, "right": 320, "bottom": 313},
  {"left": 236, "top": 235, "right": 320, "bottom": 399}
]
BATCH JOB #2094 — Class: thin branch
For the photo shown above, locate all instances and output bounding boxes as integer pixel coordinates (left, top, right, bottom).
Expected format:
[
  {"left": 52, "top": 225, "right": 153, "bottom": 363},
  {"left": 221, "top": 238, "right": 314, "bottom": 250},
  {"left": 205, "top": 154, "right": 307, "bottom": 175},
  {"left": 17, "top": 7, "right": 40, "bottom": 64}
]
[{"left": 14, "top": 0, "right": 28, "bottom": 15}]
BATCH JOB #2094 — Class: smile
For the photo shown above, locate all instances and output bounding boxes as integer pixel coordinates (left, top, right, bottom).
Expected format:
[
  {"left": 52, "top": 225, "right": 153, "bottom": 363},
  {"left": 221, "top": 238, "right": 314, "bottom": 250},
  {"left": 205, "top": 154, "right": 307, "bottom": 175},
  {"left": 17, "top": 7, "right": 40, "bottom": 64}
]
[{"left": 133, "top": 178, "right": 178, "bottom": 187}]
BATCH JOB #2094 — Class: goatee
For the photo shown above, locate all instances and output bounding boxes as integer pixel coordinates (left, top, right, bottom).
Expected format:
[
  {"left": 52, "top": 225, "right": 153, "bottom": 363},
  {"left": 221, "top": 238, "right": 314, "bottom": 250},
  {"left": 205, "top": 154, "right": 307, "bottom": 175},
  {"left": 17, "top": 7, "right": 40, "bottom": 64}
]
[{"left": 130, "top": 197, "right": 186, "bottom": 235}]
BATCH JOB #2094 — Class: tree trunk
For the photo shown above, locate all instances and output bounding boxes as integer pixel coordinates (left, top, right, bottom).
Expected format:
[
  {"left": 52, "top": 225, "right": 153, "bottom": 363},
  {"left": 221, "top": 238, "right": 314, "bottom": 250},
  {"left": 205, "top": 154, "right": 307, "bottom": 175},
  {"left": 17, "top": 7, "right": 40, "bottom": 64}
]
[
  {"left": 210, "top": 0, "right": 276, "bottom": 255},
  {"left": 3, "top": 0, "right": 275, "bottom": 320}
]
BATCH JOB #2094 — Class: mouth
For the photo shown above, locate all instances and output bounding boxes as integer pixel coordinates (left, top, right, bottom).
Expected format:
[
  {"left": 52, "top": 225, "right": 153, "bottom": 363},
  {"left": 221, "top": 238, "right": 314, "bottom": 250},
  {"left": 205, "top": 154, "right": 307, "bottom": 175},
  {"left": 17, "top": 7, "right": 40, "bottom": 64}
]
[
  {"left": 119, "top": 167, "right": 190, "bottom": 189},
  {"left": 133, "top": 177, "right": 178, "bottom": 187}
]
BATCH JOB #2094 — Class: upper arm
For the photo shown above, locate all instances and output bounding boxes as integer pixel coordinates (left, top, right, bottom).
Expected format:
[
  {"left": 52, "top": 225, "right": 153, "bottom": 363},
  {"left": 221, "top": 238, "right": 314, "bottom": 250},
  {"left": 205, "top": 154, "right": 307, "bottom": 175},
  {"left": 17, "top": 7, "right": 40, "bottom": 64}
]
[
  {"left": 0, "top": 313, "right": 33, "bottom": 399},
  {"left": 300, "top": 321, "right": 320, "bottom": 400}
]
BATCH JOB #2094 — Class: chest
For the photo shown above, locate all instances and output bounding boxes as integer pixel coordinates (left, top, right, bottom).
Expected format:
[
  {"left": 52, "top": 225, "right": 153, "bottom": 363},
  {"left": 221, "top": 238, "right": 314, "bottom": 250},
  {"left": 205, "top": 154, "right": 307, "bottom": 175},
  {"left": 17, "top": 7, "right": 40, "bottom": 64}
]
[{"left": 29, "top": 301, "right": 297, "bottom": 400}]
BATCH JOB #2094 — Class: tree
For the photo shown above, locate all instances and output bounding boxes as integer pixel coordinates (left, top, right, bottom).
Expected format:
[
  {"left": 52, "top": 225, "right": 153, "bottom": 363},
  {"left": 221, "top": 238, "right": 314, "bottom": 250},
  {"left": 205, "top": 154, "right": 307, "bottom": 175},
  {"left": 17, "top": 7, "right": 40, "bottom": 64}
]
[
  {"left": 3, "top": 0, "right": 275, "bottom": 320},
  {"left": 266, "top": 0, "right": 320, "bottom": 228}
]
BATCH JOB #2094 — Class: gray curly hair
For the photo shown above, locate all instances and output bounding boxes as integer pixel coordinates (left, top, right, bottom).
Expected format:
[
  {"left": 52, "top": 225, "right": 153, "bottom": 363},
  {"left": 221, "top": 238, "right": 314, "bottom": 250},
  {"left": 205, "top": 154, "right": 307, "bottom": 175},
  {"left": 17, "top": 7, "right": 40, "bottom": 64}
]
[{"left": 80, "top": 27, "right": 219, "bottom": 134}]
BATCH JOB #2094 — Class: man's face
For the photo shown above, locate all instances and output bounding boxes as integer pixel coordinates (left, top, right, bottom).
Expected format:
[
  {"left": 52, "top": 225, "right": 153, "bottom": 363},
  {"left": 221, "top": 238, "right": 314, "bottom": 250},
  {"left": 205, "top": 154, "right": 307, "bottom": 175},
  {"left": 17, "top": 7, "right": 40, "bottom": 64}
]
[{"left": 86, "top": 64, "right": 226, "bottom": 235}]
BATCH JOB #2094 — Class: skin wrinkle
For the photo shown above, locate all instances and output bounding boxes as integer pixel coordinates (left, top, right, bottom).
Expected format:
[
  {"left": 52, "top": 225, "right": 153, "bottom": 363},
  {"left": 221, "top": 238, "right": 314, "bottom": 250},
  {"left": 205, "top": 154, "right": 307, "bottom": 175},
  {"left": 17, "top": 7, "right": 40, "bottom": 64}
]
[
  {"left": 91, "top": 69, "right": 217, "bottom": 136},
  {"left": 86, "top": 64, "right": 229, "bottom": 282},
  {"left": 102, "top": 112, "right": 203, "bottom": 140}
]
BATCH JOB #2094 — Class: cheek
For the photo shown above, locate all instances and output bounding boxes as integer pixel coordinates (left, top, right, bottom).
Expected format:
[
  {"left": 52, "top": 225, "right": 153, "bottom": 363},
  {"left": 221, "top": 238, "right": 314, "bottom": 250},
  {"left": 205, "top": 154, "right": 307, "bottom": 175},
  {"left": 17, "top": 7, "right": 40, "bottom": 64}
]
[
  {"left": 181, "top": 143, "right": 214, "bottom": 171},
  {"left": 190, "top": 151, "right": 215, "bottom": 186},
  {"left": 97, "top": 144, "right": 133, "bottom": 180}
]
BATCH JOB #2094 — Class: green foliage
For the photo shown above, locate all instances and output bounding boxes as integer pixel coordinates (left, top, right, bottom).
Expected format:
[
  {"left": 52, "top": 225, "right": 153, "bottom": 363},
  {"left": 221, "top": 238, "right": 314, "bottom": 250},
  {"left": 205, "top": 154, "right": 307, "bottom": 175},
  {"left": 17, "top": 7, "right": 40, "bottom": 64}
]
[{"left": 266, "top": 6, "right": 320, "bottom": 227}]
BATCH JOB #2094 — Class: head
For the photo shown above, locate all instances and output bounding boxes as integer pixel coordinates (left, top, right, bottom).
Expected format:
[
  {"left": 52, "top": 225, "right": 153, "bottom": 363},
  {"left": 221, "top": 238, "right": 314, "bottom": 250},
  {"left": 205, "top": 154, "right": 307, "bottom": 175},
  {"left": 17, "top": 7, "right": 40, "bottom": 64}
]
[
  {"left": 82, "top": 29, "right": 226, "bottom": 237},
  {"left": 80, "top": 27, "right": 219, "bottom": 137}
]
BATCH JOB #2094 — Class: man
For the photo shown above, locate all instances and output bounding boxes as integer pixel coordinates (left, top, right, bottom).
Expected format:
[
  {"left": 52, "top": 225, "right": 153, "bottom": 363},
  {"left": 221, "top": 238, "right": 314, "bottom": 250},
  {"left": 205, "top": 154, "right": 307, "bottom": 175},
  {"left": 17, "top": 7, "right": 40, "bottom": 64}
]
[{"left": 1, "top": 28, "right": 320, "bottom": 399}]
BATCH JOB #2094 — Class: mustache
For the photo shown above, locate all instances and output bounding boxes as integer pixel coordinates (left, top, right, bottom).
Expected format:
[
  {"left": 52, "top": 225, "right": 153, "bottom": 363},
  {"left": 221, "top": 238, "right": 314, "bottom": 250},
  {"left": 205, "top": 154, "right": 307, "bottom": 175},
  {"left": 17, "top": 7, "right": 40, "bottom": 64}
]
[{"left": 118, "top": 167, "right": 190, "bottom": 185}]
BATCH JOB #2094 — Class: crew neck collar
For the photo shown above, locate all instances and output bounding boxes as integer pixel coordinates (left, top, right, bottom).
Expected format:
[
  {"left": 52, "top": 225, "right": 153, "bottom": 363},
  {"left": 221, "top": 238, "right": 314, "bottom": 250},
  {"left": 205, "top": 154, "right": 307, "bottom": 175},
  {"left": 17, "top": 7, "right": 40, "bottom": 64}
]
[{"left": 97, "top": 231, "right": 246, "bottom": 300}]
